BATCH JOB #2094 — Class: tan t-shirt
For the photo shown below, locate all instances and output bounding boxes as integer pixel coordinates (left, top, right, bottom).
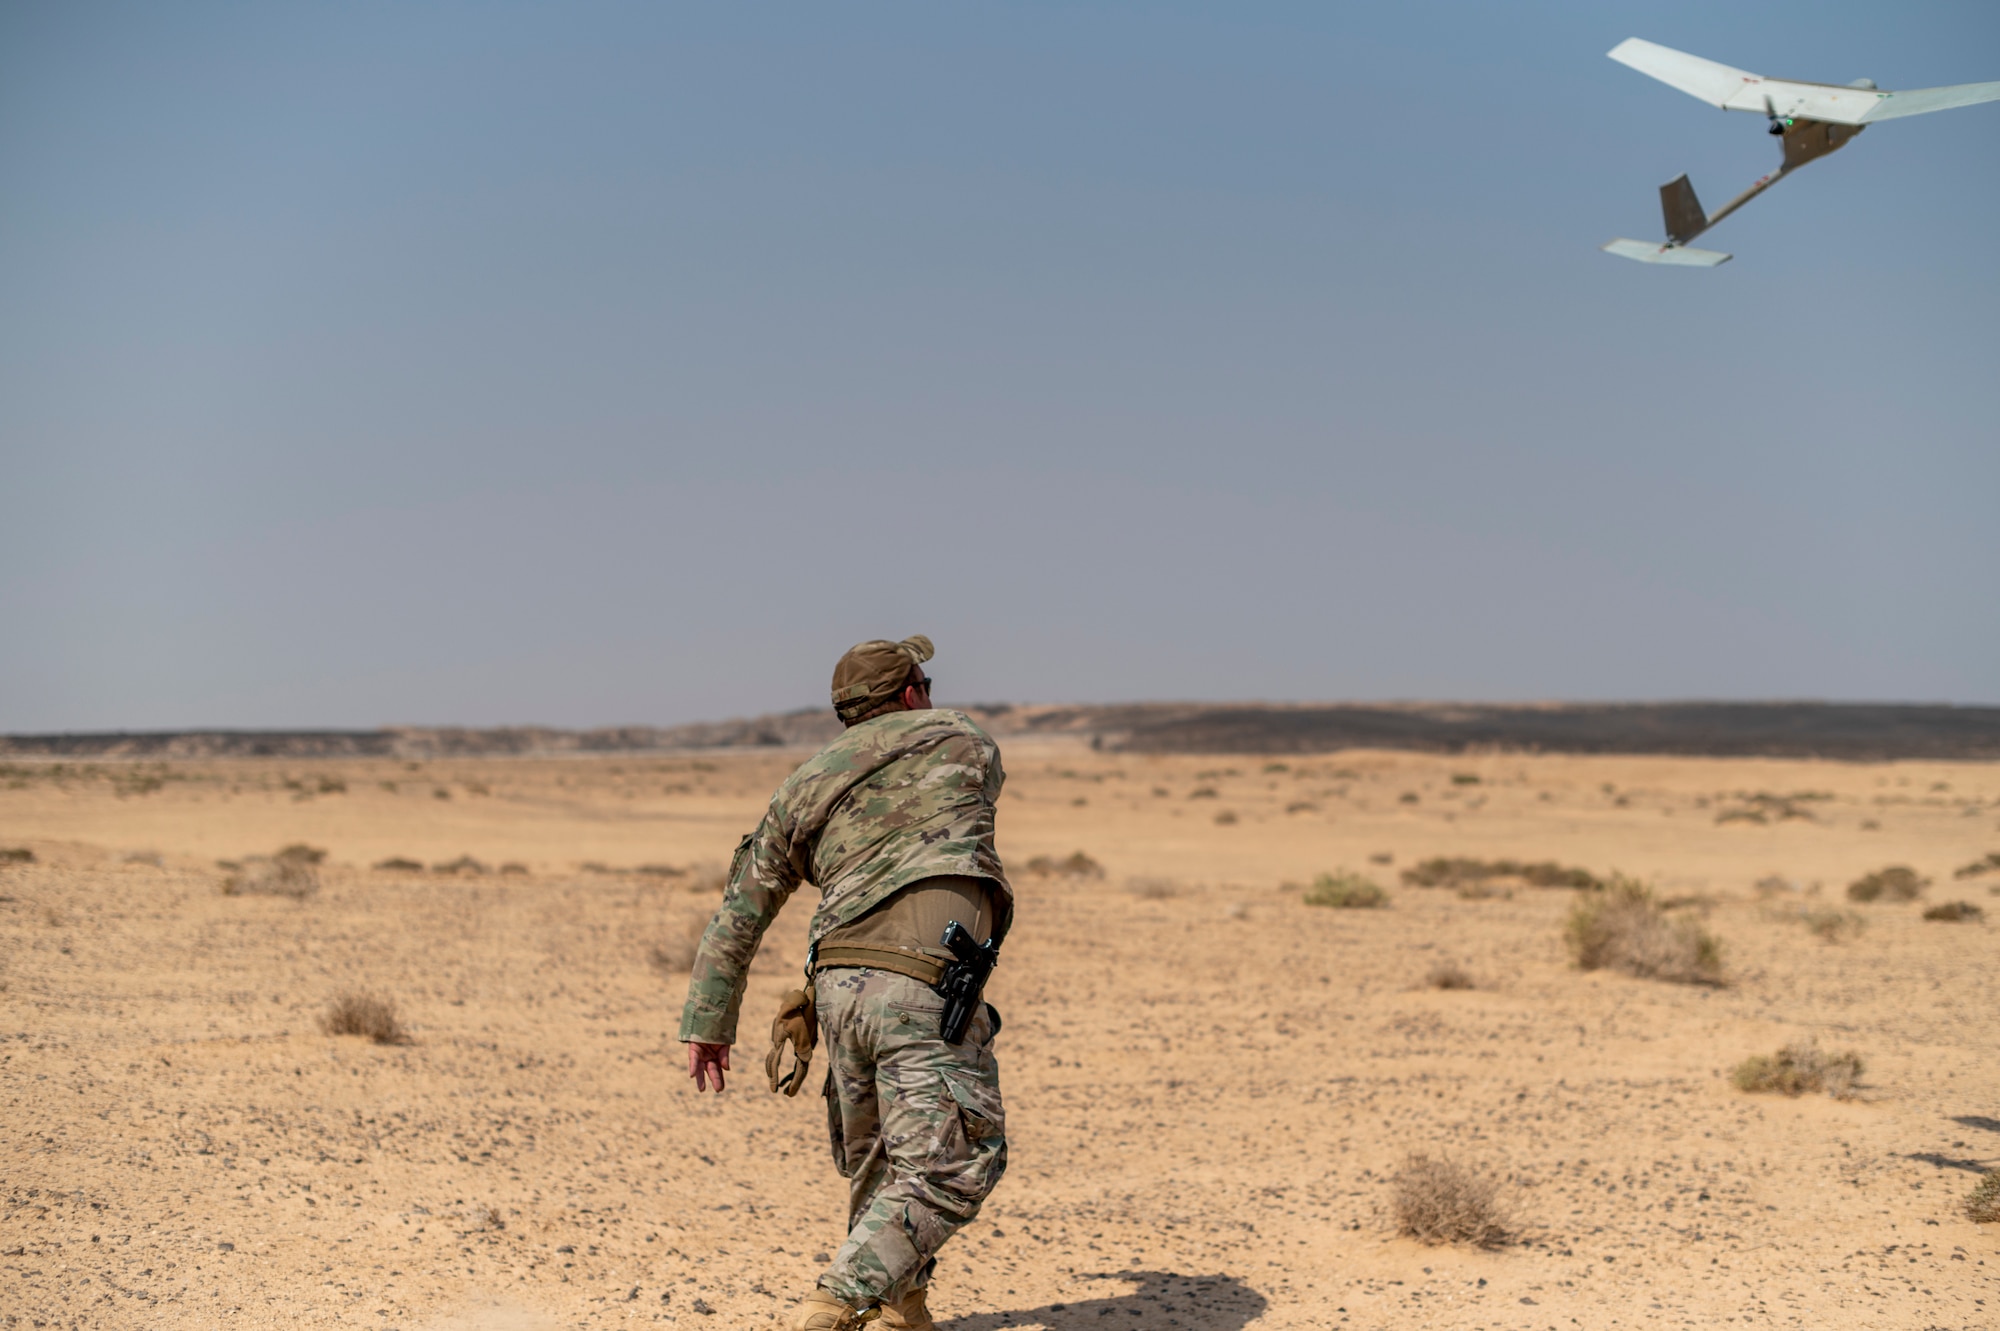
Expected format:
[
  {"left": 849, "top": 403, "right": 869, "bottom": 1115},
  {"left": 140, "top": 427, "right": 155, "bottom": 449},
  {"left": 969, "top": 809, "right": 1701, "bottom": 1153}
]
[{"left": 817, "top": 873, "right": 999, "bottom": 962}]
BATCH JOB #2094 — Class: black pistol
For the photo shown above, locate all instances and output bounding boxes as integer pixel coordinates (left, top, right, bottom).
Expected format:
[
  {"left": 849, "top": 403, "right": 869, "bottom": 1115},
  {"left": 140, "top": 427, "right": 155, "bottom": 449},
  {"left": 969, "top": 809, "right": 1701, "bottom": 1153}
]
[{"left": 936, "top": 920, "right": 1000, "bottom": 1045}]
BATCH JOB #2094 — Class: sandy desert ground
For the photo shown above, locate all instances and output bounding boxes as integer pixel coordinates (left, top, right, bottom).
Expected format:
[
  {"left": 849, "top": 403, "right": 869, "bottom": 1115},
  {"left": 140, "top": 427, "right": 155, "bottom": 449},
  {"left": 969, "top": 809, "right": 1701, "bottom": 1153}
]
[{"left": 2, "top": 739, "right": 1997, "bottom": 1330}]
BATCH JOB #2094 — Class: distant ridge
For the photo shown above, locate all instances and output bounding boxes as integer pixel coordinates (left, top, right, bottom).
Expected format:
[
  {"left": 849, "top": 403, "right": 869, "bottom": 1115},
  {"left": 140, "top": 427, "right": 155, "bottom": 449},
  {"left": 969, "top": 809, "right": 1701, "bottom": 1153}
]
[{"left": 4, "top": 702, "right": 1998, "bottom": 762}]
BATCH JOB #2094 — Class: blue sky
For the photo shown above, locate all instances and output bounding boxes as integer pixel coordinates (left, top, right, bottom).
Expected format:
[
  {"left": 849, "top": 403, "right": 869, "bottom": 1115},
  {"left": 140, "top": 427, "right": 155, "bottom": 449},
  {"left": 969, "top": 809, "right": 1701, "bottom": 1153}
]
[{"left": 3, "top": 1, "right": 1996, "bottom": 729}]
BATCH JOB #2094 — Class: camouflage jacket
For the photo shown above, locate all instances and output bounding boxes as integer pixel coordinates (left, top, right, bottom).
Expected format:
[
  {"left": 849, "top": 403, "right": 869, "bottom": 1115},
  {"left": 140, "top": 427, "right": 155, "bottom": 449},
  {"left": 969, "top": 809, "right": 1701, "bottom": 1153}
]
[{"left": 678, "top": 708, "right": 1011, "bottom": 1045}]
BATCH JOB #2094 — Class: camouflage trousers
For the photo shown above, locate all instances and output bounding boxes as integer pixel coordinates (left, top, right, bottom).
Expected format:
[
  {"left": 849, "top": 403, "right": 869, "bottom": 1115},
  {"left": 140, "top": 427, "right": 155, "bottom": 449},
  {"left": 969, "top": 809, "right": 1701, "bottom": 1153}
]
[{"left": 815, "top": 967, "right": 1007, "bottom": 1305}]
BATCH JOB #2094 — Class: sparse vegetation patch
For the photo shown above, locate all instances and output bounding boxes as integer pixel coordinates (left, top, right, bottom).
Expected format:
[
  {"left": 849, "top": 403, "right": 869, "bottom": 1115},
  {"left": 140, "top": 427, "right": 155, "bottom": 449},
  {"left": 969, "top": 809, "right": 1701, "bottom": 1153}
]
[
  {"left": 1797, "top": 906, "right": 1865, "bottom": 941},
  {"left": 1025, "top": 851, "right": 1105, "bottom": 880},
  {"left": 1564, "top": 878, "right": 1722, "bottom": 985},
  {"left": 373, "top": 857, "right": 424, "bottom": 872},
  {"left": 1303, "top": 872, "right": 1387, "bottom": 909},
  {"left": 1921, "top": 900, "right": 1985, "bottom": 923},
  {"left": 1732, "top": 1039, "right": 1863, "bottom": 1099},
  {"left": 1952, "top": 852, "right": 2000, "bottom": 880},
  {"left": 1403, "top": 857, "right": 1599, "bottom": 891},
  {"left": 1126, "top": 877, "right": 1180, "bottom": 900},
  {"left": 1425, "top": 961, "right": 1474, "bottom": 990},
  {"left": 221, "top": 844, "right": 325, "bottom": 900},
  {"left": 320, "top": 993, "right": 408, "bottom": 1044},
  {"left": 1968, "top": 1171, "right": 2000, "bottom": 1224},
  {"left": 0, "top": 847, "right": 35, "bottom": 864},
  {"left": 1391, "top": 1154, "right": 1507, "bottom": 1247},
  {"left": 1847, "top": 865, "right": 1927, "bottom": 903}
]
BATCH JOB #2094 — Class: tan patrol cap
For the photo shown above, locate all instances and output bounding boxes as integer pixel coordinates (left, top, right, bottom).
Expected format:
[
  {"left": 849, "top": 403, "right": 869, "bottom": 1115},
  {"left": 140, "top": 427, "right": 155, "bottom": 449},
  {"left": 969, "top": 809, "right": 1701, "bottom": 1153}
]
[{"left": 831, "top": 635, "right": 934, "bottom": 723}]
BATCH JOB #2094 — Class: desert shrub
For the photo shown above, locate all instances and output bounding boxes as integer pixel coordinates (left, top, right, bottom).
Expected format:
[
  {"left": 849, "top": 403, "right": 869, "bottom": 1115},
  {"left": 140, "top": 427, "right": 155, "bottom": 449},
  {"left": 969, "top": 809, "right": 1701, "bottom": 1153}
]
[
  {"left": 1449, "top": 773, "right": 1480, "bottom": 786},
  {"left": 1564, "top": 878, "right": 1722, "bottom": 984},
  {"left": 0, "top": 847, "right": 34, "bottom": 864},
  {"left": 1968, "top": 1171, "right": 2000, "bottom": 1224},
  {"left": 373, "top": 856, "right": 424, "bottom": 873},
  {"left": 1187, "top": 787, "right": 1219, "bottom": 800},
  {"left": 686, "top": 862, "right": 730, "bottom": 894},
  {"left": 431, "top": 855, "right": 489, "bottom": 875},
  {"left": 1126, "top": 877, "right": 1180, "bottom": 900},
  {"left": 1425, "top": 961, "right": 1474, "bottom": 990},
  {"left": 1732, "top": 1039, "right": 1863, "bottom": 1099},
  {"left": 1303, "top": 872, "right": 1386, "bottom": 909},
  {"left": 1799, "top": 906, "right": 1865, "bottom": 941},
  {"left": 1025, "top": 851, "right": 1104, "bottom": 880},
  {"left": 1847, "top": 865, "right": 1927, "bottom": 903},
  {"left": 1952, "top": 852, "right": 2000, "bottom": 881},
  {"left": 1391, "top": 1154, "right": 1506, "bottom": 1247},
  {"left": 1284, "top": 801, "right": 1319, "bottom": 814},
  {"left": 1213, "top": 810, "right": 1238, "bottom": 826},
  {"left": 1403, "top": 857, "right": 1599, "bottom": 891},
  {"left": 648, "top": 918, "right": 708, "bottom": 974},
  {"left": 1922, "top": 900, "right": 1985, "bottom": 923},
  {"left": 320, "top": 994, "right": 407, "bottom": 1044},
  {"left": 1455, "top": 882, "right": 1511, "bottom": 901},
  {"left": 124, "top": 850, "right": 164, "bottom": 867},
  {"left": 635, "top": 863, "right": 685, "bottom": 878},
  {"left": 222, "top": 847, "right": 321, "bottom": 900},
  {"left": 1398, "top": 792, "right": 1419, "bottom": 804},
  {"left": 499, "top": 862, "right": 528, "bottom": 875}
]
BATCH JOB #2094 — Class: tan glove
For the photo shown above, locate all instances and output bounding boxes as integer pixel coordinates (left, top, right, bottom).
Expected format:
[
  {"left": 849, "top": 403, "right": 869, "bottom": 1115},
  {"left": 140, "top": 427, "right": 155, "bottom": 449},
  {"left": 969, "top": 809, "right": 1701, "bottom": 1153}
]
[{"left": 764, "top": 986, "right": 818, "bottom": 1096}]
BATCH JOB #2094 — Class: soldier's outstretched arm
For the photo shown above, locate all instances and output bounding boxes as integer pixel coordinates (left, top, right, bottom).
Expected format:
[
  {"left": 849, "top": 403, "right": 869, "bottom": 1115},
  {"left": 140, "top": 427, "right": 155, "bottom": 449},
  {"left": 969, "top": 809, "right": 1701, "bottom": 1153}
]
[{"left": 678, "top": 807, "right": 804, "bottom": 1064}]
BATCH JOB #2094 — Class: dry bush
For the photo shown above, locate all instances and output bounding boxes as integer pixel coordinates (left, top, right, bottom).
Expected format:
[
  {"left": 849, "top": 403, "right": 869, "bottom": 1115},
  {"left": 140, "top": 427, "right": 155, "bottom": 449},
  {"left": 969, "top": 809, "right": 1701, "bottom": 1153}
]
[
  {"left": 222, "top": 846, "right": 323, "bottom": 900},
  {"left": 1968, "top": 1171, "right": 2000, "bottom": 1224},
  {"left": 635, "top": 863, "right": 686, "bottom": 878},
  {"left": 1303, "top": 872, "right": 1386, "bottom": 909},
  {"left": 373, "top": 856, "right": 424, "bottom": 872},
  {"left": 1798, "top": 906, "right": 1865, "bottom": 941},
  {"left": 431, "top": 854, "right": 489, "bottom": 875},
  {"left": 1922, "top": 900, "right": 1985, "bottom": 923},
  {"left": 1025, "top": 851, "right": 1104, "bottom": 880},
  {"left": 648, "top": 918, "right": 708, "bottom": 974},
  {"left": 1402, "top": 857, "right": 1599, "bottom": 891},
  {"left": 1213, "top": 810, "right": 1239, "bottom": 826},
  {"left": 1455, "top": 882, "right": 1511, "bottom": 901},
  {"left": 0, "top": 846, "right": 35, "bottom": 864},
  {"left": 1126, "top": 877, "right": 1180, "bottom": 900},
  {"left": 1391, "top": 1154, "right": 1507, "bottom": 1247},
  {"left": 124, "top": 850, "right": 164, "bottom": 867},
  {"left": 1564, "top": 878, "right": 1722, "bottom": 985},
  {"left": 1952, "top": 852, "right": 2000, "bottom": 881},
  {"left": 1425, "top": 961, "right": 1474, "bottom": 990},
  {"left": 499, "top": 862, "right": 529, "bottom": 875},
  {"left": 1847, "top": 865, "right": 1927, "bottom": 903},
  {"left": 1732, "top": 1039, "right": 1863, "bottom": 1099},
  {"left": 320, "top": 994, "right": 408, "bottom": 1044},
  {"left": 685, "top": 862, "right": 730, "bottom": 894},
  {"left": 461, "top": 1203, "right": 505, "bottom": 1232}
]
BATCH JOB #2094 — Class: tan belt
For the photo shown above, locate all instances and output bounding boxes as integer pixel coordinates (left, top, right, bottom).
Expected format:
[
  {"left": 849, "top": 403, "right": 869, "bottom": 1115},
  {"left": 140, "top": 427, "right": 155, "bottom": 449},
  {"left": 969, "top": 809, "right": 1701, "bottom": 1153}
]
[{"left": 811, "top": 943, "right": 946, "bottom": 987}]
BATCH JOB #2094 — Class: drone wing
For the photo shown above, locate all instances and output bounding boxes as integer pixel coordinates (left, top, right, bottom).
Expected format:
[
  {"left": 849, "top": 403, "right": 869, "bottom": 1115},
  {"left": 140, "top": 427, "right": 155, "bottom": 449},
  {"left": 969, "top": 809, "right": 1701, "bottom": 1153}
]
[
  {"left": 1855, "top": 80, "right": 2000, "bottom": 122},
  {"left": 1608, "top": 38, "right": 1756, "bottom": 108},
  {"left": 1611, "top": 37, "right": 2000, "bottom": 125}
]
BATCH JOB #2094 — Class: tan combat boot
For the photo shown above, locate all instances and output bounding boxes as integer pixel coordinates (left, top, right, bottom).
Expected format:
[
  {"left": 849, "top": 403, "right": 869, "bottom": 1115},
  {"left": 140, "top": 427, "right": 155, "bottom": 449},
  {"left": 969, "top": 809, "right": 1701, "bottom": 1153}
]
[
  {"left": 877, "top": 1288, "right": 934, "bottom": 1331},
  {"left": 790, "top": 1289, "right": 875, "bottom": 1331}
]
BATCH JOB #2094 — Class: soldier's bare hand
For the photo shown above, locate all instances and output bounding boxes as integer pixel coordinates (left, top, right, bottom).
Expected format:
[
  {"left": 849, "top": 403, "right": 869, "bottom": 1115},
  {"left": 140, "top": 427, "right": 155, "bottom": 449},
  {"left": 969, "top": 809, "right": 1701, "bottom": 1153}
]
[{"left": 687, "top": 1041, "right": 731, "bottom": 1092}]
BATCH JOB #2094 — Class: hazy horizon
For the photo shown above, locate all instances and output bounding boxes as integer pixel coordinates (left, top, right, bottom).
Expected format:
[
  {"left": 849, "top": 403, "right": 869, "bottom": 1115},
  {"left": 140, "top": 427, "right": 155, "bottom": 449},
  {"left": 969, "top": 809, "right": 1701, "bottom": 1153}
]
[{"left": 6, "top": 2, "right": 1997, "bottom": 731}]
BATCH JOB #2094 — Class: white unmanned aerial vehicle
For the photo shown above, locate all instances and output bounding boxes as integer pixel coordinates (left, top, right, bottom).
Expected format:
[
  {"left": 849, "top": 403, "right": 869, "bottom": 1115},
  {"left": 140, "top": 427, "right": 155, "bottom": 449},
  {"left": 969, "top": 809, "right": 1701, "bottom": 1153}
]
[{"left": 1602, "top": 37, "right": 2000, "bottom": 266}]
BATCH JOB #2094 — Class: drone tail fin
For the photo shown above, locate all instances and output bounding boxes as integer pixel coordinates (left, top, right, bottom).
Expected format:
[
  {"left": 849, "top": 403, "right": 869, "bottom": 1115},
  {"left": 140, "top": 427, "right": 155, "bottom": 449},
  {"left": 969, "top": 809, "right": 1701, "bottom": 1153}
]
[{"left": 1659, "top": 174, "right": 1709, "bottom": 243}]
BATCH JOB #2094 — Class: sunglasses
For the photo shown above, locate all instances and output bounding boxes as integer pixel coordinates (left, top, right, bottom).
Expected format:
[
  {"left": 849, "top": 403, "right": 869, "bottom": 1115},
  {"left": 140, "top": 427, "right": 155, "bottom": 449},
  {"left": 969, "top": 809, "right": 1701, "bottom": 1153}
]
[{"left": 911, "top": 676, "right": 934, "bottom": 693}]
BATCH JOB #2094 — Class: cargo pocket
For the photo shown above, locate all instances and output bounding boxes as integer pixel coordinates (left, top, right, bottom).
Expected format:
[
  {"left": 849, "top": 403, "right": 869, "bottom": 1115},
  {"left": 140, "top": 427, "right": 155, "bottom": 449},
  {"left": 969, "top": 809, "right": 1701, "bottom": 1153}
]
[{"left": 938, "top": 1065, "right": 1004, "bottom": 1145}]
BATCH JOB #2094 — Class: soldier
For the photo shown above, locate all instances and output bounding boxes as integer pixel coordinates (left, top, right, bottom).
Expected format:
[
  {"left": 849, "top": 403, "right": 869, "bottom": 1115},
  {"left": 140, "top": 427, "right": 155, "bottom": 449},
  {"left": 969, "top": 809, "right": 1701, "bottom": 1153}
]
[{"left": 681, "top": 635, "right": 1012, "bottom": 1331}]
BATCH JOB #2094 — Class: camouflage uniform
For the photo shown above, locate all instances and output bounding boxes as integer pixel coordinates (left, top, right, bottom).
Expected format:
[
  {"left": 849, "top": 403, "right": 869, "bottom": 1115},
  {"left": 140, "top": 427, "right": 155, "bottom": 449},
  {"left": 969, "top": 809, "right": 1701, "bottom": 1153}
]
[{"left": 680, "top": 707, "right": 1012, "bottom": 1306}]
